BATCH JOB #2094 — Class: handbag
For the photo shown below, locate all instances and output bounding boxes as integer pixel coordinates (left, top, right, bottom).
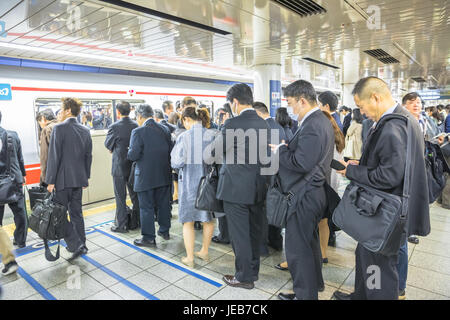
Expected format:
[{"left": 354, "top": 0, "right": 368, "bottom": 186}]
[
  {"left": 127, "top": 206, "right": 140, "bottom": 230},
  {"left": 332, "top": 114, "right": 413, "bottom": 256},
  {"left": 29, "top": 192, "right": 69, "bottom": 261},
  {"left": 195, "top": 164, "right": 224, "bottom": 213},
  {"left": 0, "top": 133, "right": 22, "bottom": 205}
]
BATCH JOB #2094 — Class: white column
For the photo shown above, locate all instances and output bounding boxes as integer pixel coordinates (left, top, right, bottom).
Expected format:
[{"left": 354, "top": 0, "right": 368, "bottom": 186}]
[
  {"left": 252, "top": 0, "right": 281, "bottom": 117},
  {"left": 342, "top": 49, "right": 360, "bottom": 108}
]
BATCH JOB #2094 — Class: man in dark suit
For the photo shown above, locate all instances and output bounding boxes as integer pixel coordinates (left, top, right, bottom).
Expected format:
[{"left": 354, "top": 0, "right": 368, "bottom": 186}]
[
  {"left": 342, "top": 107, "right": 352, "bottom": 136},
  {"left": 105, "top": 101, "right": 139, "bottom": 233},
  {"left": 275, "top": 80, "right": 335, "bottom": 300},
  {"left": 318, "top": 91, "right": 343, "bottom": 132},
  {"left": 128, "top": 104, "right": 173, "bottom": 248},
  {"left": 333, "top": 77, "right": 429, "bottom": 300},
  {"left": 253, "top": 101, "right": 285, "bottom": 253},
  {"left": 155, "top": 109, "right": 176, "bottom": 134},
  {"left": 0, "top": 111, "right": 27, "bottom": 248},
  {"left": 162, "top": 100, "right": 174, "bottom": 120},
  {"left": 46, "top": 98, "right": 93, "bottom": 261},
  {"left": 214, "top": 83, "right": 271, "bottom": 289}
]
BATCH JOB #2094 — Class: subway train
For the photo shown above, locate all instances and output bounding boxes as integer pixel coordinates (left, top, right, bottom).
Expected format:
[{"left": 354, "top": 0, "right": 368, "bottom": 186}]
[
  {"left": 0, "top": 65, "right": 233, "bottom": 204},
  {"left": 0, "top": 64, "right": 340, "bottom": 204}
]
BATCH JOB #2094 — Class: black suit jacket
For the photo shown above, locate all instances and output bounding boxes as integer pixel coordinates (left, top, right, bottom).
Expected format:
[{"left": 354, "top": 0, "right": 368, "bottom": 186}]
[
  {"left": 0, "top": 128, "right": 26, "bottom": 184},
  {"left": 346, "top": 105, "right": 430, "bottom": 237},
  {"left": 160, "top": 119, "right": 176, "bottom": 134},
  {"left": 343, "top": 113, "right": 352, "bottom": 136},
  {"left": 46, "top": 118, "right": 93, "bottom": 190},
  {"left": 216, "top": 109, "right": 271, "bottom": 205},
  {"left": 266, "top": 117, "right": 287, "bottom": 143},
  {"left": 127, "top": 119, "right": 173, "bottom": 192},
  {"left": 278, "top": 109, "right": 335, "bottom": 195},
  {"left": 104, "top": 117, "right": 138, "bottom": 177}
]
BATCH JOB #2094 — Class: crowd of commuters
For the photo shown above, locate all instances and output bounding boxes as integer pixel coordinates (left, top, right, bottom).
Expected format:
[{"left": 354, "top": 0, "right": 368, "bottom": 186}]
[{"left": 0, "top": 76, "right": 447, "bottom": 301}]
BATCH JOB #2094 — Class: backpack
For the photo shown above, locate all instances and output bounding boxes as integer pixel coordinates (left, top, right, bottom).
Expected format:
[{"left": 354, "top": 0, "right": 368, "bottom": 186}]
[{"left": 425, "top": 140, "right": 450, "bottom": 203}]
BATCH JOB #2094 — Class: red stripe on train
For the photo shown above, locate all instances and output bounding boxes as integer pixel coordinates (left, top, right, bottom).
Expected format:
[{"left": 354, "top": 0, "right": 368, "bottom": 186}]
[{"left": 11, "top": 87, "right": 127, "bottom": 94}]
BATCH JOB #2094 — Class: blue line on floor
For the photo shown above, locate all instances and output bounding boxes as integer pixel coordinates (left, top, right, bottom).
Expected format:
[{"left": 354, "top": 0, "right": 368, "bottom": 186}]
[
  {"left": 17, "top": 267, "right": 57, "bottom": 300},
  {"left": 94, "top": 228, "right": 223, "bottom": 288},
  {"left": 81, "top": 255, "right": 159, "bottom": 300}
]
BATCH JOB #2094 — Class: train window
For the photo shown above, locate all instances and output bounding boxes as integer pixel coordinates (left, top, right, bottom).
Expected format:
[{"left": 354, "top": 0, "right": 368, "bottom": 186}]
[{"left": 34, "top": 98, "right": 145, "bottom": 135}]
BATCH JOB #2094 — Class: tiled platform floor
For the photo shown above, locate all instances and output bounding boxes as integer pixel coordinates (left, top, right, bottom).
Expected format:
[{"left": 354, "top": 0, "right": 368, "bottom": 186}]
[{"left": 1, "top": 201, "right": 449, "bottom": 300}]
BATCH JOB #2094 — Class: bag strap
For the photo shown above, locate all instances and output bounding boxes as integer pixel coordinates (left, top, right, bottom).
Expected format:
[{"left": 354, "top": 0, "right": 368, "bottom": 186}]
[
  {"left": 44, "top": 239, "right": 60, "bottom": 261},
  {"left": 3, "top": 133, "right": 12, "bottom": 175},
  {"left": 376, "top": 113, "right": 413, "bottom": 219}
]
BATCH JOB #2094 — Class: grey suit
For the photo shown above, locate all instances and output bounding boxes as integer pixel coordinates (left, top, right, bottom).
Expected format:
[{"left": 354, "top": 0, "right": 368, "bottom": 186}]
[
  {"left": 278, "top": 109, "right": 335, "bottom": 300},
  {"left": 105, "top": 117, "right": 139, "bottom": 230},
  {"left": 0, "top": 128, "right": 27, "bottom": 246},
  {"left": 46, "top": 118, "right": 93, "bottom": 252}
]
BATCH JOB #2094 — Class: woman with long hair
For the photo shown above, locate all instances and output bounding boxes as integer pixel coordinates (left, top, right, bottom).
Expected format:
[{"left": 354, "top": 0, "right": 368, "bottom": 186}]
[{"left": 170, "top": 106, "right": 217, "bottom": 267}]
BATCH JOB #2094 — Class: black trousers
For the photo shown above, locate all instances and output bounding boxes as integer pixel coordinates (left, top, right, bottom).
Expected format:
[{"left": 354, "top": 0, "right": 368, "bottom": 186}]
[
  {"left": 351, "top": 243, "right": 399, "bottom": 300},
  {"left": 113, "top": 175, "right": 139, "bottom": 229},
  {"left": 138, "top": 185, "right": 171, "bottom": 241},
  {"left": 285, "top": 187, "right": 326, "bottom": 300},
  {"left": 216, "top": 216, "right": 230, "bottom": 242},
  {"left": 223, "top": 200, "right": 264, "bottom": 283},
  {"left": 0, "top": 186, "right": 27, "bottom": 245},
  {"left": 54, "top": 188, "right": 85, "bottom": 252}
]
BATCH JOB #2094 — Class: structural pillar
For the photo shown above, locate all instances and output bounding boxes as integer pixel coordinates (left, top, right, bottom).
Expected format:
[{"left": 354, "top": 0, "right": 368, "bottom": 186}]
[
  {"left": 342, "top": 48, "right": 360, "bottom": 108},
  {"left": 252, "top": 0, "right": 282, "bottom": 117}
]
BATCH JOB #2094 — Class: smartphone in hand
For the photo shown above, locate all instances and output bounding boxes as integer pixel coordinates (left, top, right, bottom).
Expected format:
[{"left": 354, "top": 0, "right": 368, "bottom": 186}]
[{"left": 331, "top": 159, "right": 346, "bottom": 171}]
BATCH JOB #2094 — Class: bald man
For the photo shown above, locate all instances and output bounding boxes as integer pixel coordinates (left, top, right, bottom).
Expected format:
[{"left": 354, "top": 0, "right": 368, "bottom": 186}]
[{"left": 332, "top": 77, "right": 429, "bottom": 300}]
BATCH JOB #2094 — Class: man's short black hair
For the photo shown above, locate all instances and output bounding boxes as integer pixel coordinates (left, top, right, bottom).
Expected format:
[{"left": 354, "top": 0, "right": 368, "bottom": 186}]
[
  {"left": 226, "top": 83, "right": 253, "bottom": 106},
  {"left": 162, "top": 100, "right": 173, "bottom": 113},
  {"left": 253, "top": 101, "right": 269, "bottom": 114},
  {"left": 136, "top": 104, "right": 154, "bottom": 119},
  {"left": 116, "top": 101, "right": 131, "bottom": 116},
  {"left": 283, "top": 80, "right": 317, "bottom": 105},
  {"left": 36, "top": 108, "right": 56, "bottom": 122},
  {"left": 154, "top": 109, "right": 164, "bottom": 120},
  {"left": 318, "top": 91, "right": 339, "bottom": 112},
  {"left": 437, "top": 104, "right": 444, "bottom": 111},
  {"left": 62, "top": 97, "right": 82, "bottom": 117},
  {"left": 402, "top": 92, "right": 421, "bottom": 105}
]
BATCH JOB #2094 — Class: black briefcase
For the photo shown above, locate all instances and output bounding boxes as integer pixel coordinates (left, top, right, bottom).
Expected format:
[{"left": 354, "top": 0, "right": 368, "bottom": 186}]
[
  {"left": 127, "top": 206, "right": 140, "bottom": 230},
  {"left": 29, "top": 193, "right": 68, "bottom": 261},
  {"left": 195, "top": 165, "right": 224, "bottom": 213}
]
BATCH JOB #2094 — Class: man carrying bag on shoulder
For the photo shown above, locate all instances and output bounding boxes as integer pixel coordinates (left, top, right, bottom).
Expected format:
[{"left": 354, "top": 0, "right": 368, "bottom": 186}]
[{"left": 332, "top": 77, "right": 429, "bottom": 300}]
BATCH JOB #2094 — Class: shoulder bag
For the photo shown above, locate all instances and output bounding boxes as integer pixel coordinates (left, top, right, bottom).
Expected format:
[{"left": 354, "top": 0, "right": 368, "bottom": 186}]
[
  {"left": 332, "top": 114, "right": 413, "bottom": 256},
  {"left": 195, "top": 164, "right": 224, "bottom": 214}
]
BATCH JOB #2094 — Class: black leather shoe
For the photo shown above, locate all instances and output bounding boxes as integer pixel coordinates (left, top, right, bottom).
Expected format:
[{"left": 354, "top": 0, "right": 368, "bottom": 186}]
[
  {"left": 323, "top": 258, "right": 328, "bottom": 264},
  {"left": 408, "top": 235, "right": 419, "bottom": 244},
  {"left": 333, "top": 291, "right": 352, "bottom": 300},
  {"left": 274, "top": 263, "right": 288, "bottom": 271},
  {"left": 222, "top": 275, "right": 254, "bottom": 289},
  {"left": 278, "top": 292, "right": 296, "bottom": 300},
  {"left": 134, "top": 238, "right": 156, "bottom": 248},
  {"left": 13, "top": 241, "right": 25, "bottom": 248},
  {"left": 157, "top": 231, "right": 170, "bottom": 240},
  {"left": 319, "top": 284, "right": 325, "bottom": 292},
  {"left": 111, "top": 226, "right": 129, "bottom": 233},
  {"left": 68, "top": 246, "right": 88, "bottom": 262},
  {"left": 212, "top": 236, "right": 230, "bottom": 244}
]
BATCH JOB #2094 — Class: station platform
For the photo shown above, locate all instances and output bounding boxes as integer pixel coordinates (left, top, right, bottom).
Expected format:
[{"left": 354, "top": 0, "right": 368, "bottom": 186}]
[{"left": 1, "top": 196, "right": 449, "bottom": 300}]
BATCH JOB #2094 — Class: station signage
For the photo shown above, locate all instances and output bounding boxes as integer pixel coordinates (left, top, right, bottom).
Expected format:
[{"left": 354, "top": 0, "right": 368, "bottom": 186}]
[
  {"left": 0, "top": 84, "right": 12, "bottom": 101},
  {"left": 269, "top": 80, "right": 281, "bottom": 117},
  {"left": 417, "top": 89, "right": 441, "bottom": 100},
  {"left": 0, "top": 20, "right": 6, "bottom": 38}
]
